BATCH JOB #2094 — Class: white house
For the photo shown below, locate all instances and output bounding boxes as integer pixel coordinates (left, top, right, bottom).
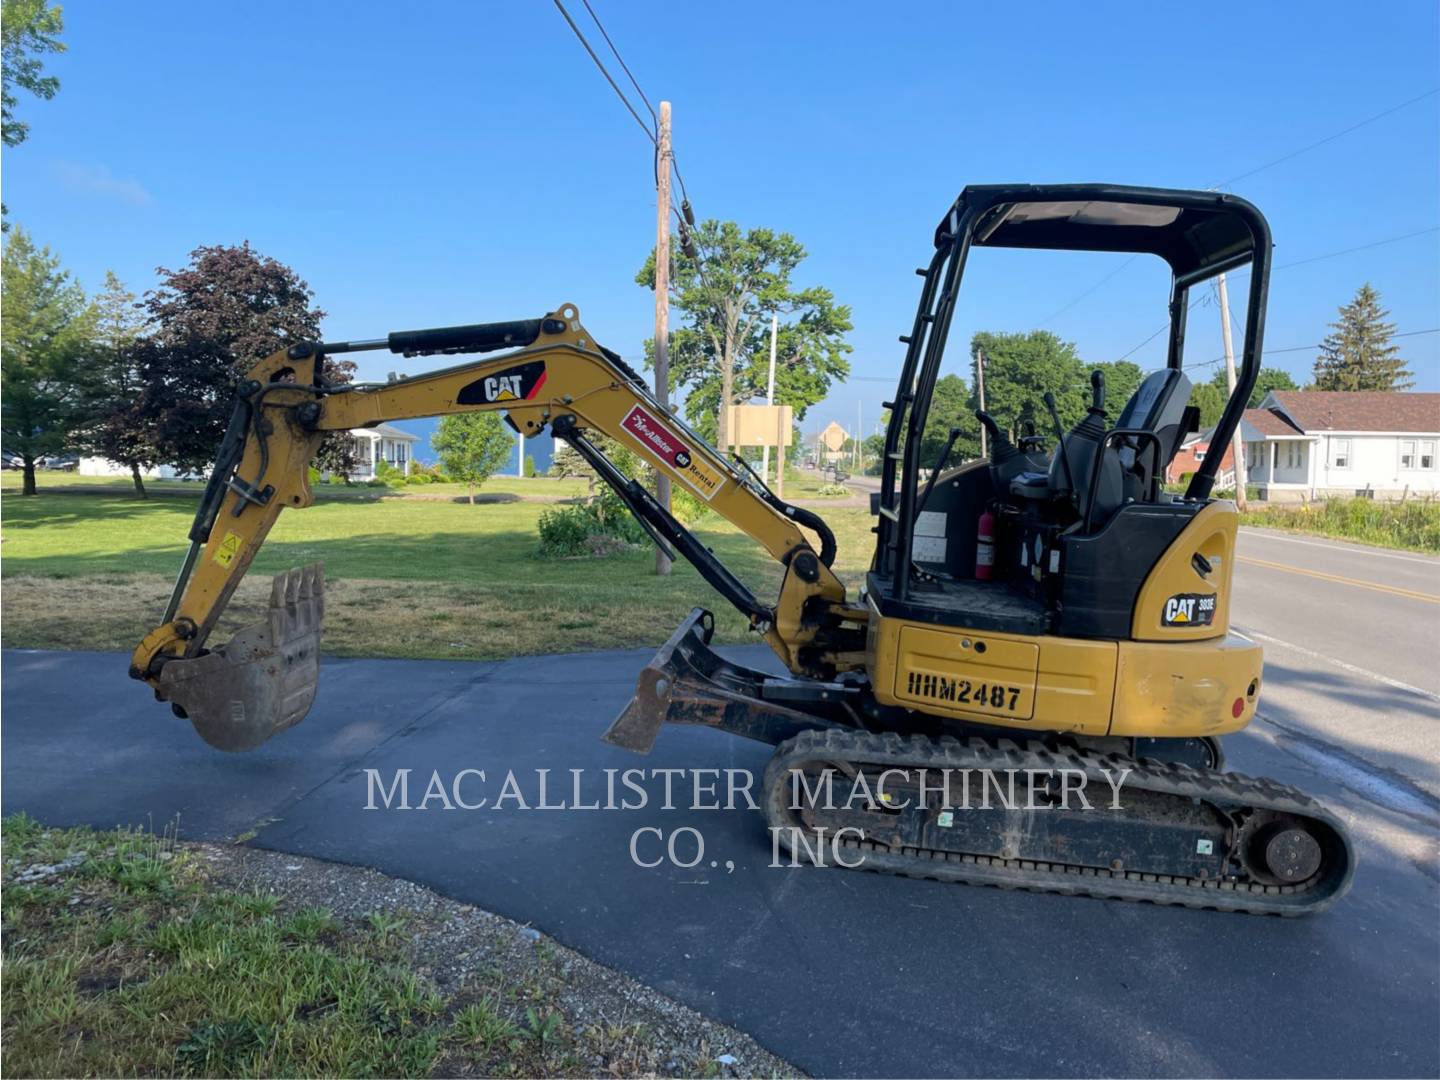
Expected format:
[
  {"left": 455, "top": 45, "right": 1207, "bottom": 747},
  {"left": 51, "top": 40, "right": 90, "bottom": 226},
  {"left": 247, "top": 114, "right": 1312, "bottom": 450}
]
[
  {"left": 346, "top": 424, "right": 419, "bottom": 480},
  {"left": 1241, "top": 390, "right": 1440, "bottom": 501},
  {"left": 80, "top": 424, "right": 420, "bottom": 483}
]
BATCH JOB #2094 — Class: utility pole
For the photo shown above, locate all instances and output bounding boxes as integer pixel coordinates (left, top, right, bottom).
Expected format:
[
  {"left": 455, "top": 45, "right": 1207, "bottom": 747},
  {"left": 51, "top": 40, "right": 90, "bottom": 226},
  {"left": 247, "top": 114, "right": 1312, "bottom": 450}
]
[
  {"left": 652, "top": 101, "right": 674, "bottom": 576},
  {"left": 762, "top": 314, "right": 778, "bottom": 486},
  {"left": 856, "top": 400, "right": 862, "bottom": 472},
  {"left": 515, "top": 425, "right": 524, "bottom": 478},
  {"left": 1217, "top": 272, "right": 1248, "bottom": 510},
  {"left": 975, "top": 348, "right": 988, "bottom": 458}
]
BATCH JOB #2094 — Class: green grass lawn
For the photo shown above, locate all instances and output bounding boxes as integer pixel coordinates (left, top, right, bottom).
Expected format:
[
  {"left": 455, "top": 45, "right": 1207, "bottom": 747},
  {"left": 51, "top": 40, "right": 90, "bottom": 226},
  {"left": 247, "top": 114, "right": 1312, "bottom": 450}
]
[
  {"left": 0, "top": 469, "right": 591, "bottom": 502},
  {"left": 2, "top": 816, "right": 767, "bottom": 1077},
  {"left": 1, "top": 487, "right": 874, "bottom": 660}
]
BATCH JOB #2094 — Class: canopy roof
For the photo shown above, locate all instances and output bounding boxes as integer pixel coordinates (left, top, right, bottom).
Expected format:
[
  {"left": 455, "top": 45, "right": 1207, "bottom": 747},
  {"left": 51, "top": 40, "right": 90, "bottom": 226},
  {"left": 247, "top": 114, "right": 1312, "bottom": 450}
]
[{"left": 939, "top": 183, "right": 1266, "bottom": 282}]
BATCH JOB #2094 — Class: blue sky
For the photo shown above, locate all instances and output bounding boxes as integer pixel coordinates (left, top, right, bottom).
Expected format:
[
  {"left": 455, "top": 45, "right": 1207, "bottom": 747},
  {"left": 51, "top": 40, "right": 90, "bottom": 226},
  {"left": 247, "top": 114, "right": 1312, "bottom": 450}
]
[{"left": 5, "top": 0, "right": 1438, "bottom": 458}]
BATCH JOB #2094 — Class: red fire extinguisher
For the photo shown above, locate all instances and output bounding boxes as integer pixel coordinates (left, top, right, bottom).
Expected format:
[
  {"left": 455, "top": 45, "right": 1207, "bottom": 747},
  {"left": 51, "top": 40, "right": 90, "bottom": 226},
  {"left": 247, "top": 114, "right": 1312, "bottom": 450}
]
[{"left": 976, "top": 507, "right": 996, "bottom": 581}]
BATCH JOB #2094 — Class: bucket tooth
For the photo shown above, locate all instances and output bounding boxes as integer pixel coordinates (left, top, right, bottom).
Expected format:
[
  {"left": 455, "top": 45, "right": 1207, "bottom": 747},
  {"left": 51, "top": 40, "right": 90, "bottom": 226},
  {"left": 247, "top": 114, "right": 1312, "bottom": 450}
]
[{"left": 160, "top": 562, "right": 325, "bottom": 752}]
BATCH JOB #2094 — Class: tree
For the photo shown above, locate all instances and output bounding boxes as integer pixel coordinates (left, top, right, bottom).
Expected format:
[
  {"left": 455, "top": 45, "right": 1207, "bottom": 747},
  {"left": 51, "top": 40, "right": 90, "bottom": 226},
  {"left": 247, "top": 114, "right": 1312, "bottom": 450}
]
[
  {"left": 2, "top": 0, "right": 65, "bottom": 228},
  {"left": 636, "top": 220, "right": 852, "bottom": 446},
  {"left": 85, "top": 272, "right": 156, "bottom": 496},
  {"left": 0, "top": 228, "right": 96, "bottom": 494},
  {"left": 1188, "top": 382, "right": 1225, "bottom": 430},
  {"left": 432, "top": 413, "right": 515, "bottom": 503},
  {"left": 135, "top": 242, "right": 356, "bottom": 475},
  {"left": 970, "top": 330, "right": 1088, "bottom": 437},
  {"left": 920, "top": 373, "right": 981, "bottom": 467},
  {"left": 1312, "top": 284, "right": 1412, "bottom": 391},
  {"left": 1210, "top": 364, "right": 1297, "bottom": 408}
]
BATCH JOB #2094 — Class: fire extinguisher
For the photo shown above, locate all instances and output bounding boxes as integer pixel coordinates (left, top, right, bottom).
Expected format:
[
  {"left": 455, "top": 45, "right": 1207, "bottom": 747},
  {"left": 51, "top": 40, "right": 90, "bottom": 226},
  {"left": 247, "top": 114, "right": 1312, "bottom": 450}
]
[{"left": 975, "top": 507, "right": 996, "bottom": 581}]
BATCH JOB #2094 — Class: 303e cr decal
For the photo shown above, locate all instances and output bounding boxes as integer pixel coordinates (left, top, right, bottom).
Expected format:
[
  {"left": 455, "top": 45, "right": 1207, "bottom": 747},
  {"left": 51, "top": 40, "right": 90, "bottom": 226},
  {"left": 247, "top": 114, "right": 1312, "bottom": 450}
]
[{"left": 1162, "top": 592, "right": 1216, "bottom": 627}]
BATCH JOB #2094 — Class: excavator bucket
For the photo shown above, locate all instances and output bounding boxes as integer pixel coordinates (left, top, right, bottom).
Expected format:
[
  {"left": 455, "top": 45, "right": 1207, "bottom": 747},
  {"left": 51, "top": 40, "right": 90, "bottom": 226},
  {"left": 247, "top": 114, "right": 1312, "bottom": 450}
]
[{"left": 160, "top": 564, "right": 325, "bottom": 752}]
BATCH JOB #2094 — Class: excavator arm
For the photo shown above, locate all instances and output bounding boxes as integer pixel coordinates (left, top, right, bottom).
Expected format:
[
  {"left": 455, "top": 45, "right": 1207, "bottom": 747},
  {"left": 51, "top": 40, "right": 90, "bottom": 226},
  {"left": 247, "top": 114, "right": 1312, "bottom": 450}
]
[{"left": 131, "top": 304, "right": 863, "bottom": 751}]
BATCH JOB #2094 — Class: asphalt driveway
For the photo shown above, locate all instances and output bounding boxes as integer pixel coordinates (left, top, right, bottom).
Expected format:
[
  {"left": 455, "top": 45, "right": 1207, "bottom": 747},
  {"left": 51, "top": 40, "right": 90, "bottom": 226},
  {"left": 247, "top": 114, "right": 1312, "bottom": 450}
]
[{"left": 4, "top": 635, "right": 1436, "bottom": 1077}]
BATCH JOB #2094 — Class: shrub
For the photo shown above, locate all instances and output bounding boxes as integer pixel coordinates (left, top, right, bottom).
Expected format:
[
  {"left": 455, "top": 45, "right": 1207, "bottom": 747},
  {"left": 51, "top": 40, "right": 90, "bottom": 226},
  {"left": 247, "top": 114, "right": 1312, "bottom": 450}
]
[
  {"left": 668, "top": 487, "right": 711, "bottom": 525},
  {"left": 373, "top": 459, "right": 408, "bottom": 487},
  {"left": 524, "top": 454, "right": 538, "bottom": 478},
  {"left": 817, "top": 483, "right": 852, "bottom": 497},
  {"left": 405, "top": 473, "right": 432, "bottom": 485},
  {"left": 537, "top": 491, "right": 647, "bottom": 558},
  {"left": 1244, "top": 496, "right": 1440, "bottom": 553}
]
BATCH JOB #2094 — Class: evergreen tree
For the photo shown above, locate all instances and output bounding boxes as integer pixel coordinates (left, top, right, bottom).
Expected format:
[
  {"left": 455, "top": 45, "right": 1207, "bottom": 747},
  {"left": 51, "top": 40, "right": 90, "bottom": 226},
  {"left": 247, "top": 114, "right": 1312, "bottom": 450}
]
[{"left": 1312, "top": 284, "right": 1412, "bottom": 391}]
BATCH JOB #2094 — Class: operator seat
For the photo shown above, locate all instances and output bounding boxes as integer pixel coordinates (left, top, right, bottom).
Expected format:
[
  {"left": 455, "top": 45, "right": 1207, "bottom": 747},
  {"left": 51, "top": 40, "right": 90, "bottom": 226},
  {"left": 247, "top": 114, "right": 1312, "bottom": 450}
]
[{"left": 1112, "top": 368, "right": 1192, "bottom": 499}]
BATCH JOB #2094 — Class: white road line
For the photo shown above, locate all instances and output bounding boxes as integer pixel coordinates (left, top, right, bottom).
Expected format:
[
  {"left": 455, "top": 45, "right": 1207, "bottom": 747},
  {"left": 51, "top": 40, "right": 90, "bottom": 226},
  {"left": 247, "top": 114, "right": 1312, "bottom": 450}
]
[
  {"left": 1240, "top": 528, "right": 1440, "bottom": 566},
  {"left": 1233, "top": 625, "right": 1440, "bottom": 703}
]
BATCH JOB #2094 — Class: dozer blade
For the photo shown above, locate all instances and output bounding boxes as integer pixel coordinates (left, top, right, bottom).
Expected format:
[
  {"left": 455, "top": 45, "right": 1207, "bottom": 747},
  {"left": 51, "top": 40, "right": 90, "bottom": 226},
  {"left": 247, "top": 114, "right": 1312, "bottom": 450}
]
[
  {"left": 604, "top": 607, "right": 838, "bottom": 753},
  {"left": 161, "top": 564, "right": 324, "bottom": 752}
]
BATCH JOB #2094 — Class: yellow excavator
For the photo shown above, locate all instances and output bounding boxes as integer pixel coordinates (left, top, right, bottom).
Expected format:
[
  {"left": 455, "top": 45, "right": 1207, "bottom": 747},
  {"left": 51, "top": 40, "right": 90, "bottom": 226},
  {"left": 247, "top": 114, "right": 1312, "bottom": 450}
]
[{"left": 131, "top": 184, "right": 1353, "bottom": 914}]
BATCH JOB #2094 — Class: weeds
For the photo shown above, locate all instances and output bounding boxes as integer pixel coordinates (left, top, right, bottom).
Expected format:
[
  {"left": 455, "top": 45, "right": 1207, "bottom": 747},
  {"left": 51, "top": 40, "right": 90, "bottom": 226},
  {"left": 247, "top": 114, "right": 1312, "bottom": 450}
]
[{"left": 1243, "top": 496, "right": 1440, "bottom": 553}]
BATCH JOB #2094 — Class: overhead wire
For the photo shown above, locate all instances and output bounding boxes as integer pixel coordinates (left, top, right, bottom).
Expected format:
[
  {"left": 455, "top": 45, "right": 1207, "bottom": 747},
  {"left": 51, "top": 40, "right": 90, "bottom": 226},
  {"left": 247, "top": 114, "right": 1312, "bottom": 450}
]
[
  {"left": 1034, "top": 87, "right": 1440, "bottom": 330},
  {"left": 1115, "top": 225, "right": 1439, "bottom": 363}
]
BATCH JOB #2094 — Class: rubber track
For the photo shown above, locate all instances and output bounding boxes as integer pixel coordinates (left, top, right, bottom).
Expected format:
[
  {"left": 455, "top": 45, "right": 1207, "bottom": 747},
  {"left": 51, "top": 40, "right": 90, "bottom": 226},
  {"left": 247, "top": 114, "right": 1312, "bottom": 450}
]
[{"left": 763, "top": 729, "right": 1356, "bottom": 916}]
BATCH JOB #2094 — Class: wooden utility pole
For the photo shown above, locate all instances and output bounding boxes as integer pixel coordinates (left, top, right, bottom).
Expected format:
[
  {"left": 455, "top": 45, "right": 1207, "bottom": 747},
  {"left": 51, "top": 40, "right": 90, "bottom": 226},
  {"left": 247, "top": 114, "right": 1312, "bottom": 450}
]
[
  {"left": 975, "top": 348, "right": 988, "bottom": 458},
  {"left": 1217, "top": 272, "right": 1248, "bottom": 509},
  {"left": 653, "top": 101, "right": 674, "bottom": 575},
  {"left": 855, "top": 401, "right": 862, "bottom": 472},
  {"left": 762, "top": 314, "right": 778, "bottom": 486}
]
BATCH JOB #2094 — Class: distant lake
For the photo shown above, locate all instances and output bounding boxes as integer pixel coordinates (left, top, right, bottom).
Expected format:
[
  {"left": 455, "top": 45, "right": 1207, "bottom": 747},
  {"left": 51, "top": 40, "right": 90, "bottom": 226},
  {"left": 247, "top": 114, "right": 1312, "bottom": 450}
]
[{"left": 390, "top": 417, "right": 556, "bottom": 474}]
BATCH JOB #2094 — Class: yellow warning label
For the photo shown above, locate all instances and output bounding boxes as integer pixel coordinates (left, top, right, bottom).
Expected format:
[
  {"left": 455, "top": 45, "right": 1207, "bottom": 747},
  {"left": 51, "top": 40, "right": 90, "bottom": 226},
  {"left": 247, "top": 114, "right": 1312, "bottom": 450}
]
[{"left": 213, "top": 531, "right": 243, "bottom": 568}]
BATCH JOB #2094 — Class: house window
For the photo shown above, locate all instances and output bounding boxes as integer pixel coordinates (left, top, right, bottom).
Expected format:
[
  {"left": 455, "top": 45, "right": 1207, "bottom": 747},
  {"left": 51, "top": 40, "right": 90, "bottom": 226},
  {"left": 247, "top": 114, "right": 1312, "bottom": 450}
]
[
  {"left": 1421, "top": 441, "right": 1435, "bottom": 470},
  {"left": 1330, "top": 439, "right": 1350, "bottom": 469},
  {"left": 1194, "top": 449, "right": 1206, "bottom": 462},
  {"left": 1286, "top": 442, "right": 1302, "bottom": 469},
  {"left": 1400, "top": 440, "right": 1416, "bottom": 469}
]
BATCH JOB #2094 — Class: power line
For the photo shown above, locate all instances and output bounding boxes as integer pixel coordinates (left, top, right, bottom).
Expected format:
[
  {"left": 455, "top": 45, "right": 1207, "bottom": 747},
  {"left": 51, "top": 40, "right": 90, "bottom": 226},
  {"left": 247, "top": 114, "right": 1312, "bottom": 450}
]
[
  {"left": 551, "top": 0, "right": 656, "bottom": 145},
  {"left": 1036, "top": 86, "right": 1440, "bottom": 326},
  {"left": 1148, "top": 326, "right": 1440, "bottom": 376},
  {"left": 580, "top": 0, "right": 656, "bottom": 124},
  {"left": 1037, "top": 255, "right": 1138, "bottom": 326},
  {"left": 1276, "top": 225, "right": 1440, "bottom": 270},
  {"left": 1115, "top": 226, "right": 1439, "bottom": 362},
  {"left": 1217, "top": 87, "right": 1440, "bottom": 188}
]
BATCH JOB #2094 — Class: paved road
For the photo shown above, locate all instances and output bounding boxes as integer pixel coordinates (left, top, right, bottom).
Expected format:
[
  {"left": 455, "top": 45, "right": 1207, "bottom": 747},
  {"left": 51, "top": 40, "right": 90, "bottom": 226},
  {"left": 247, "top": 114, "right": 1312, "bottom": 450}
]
[{"left": 4, "top": 530, "right": 1438, "bottom": 1077}]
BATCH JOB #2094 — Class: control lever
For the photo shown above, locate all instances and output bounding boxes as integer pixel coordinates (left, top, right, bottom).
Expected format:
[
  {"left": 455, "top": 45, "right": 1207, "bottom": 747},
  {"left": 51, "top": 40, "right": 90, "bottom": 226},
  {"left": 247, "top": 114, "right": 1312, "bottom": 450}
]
[
  {"left": 1017, "top": 418, "right": 1047, "bottom": 454},
  {"left": 916, "top": 427, "right": 962, "bottom": 517},
  {"left": 1089, "top": 369, "right": 1107, "bottom": 416},
  {"left": 1043, "top": 392, "right": 1078, "bottom": 499}
]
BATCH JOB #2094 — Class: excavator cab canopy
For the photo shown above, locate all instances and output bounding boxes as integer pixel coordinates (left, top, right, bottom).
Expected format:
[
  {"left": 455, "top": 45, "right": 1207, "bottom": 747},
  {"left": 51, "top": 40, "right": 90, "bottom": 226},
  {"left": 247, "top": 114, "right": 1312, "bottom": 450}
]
[
  {"left": 944, "top": 183, "right": 1263, "bottom": 281},
  {"left": 873, "top": 183, "right": 1273, "bottom": 604}
]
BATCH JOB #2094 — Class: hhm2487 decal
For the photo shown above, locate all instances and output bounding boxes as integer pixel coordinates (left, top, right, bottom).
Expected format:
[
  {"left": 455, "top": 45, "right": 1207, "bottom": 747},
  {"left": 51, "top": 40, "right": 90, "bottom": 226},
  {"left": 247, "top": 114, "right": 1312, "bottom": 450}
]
[{"left": 1162, "top": 592, "right": 1216, "bottom": 627}]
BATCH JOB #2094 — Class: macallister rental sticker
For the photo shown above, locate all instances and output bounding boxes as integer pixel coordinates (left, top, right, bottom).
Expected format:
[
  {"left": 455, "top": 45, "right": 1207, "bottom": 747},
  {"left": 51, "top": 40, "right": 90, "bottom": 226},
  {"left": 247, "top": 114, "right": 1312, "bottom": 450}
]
[{"left": 620, "top": 404, "right": 725, "bottom": 501}]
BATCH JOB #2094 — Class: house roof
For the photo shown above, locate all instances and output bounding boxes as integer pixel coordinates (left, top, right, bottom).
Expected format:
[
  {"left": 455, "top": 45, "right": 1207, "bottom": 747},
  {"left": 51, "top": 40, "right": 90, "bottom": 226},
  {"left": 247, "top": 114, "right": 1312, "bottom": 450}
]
[
  {"left": 1239, "top": 408, "right": 1306, "bottom": 440},
  {"left": 1264, "top": 391, "right": 1440, "bottom": 433},
  {"left": 351, "top": 423, "right": 419, "bottom": 441}
]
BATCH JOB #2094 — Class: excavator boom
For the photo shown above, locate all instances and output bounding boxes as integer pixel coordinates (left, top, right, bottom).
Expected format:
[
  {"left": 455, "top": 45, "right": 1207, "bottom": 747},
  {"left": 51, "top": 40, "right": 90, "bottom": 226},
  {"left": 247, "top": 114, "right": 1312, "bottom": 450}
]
[{"left": 131, "top": 304, "right": 858, "bottom": 751}]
